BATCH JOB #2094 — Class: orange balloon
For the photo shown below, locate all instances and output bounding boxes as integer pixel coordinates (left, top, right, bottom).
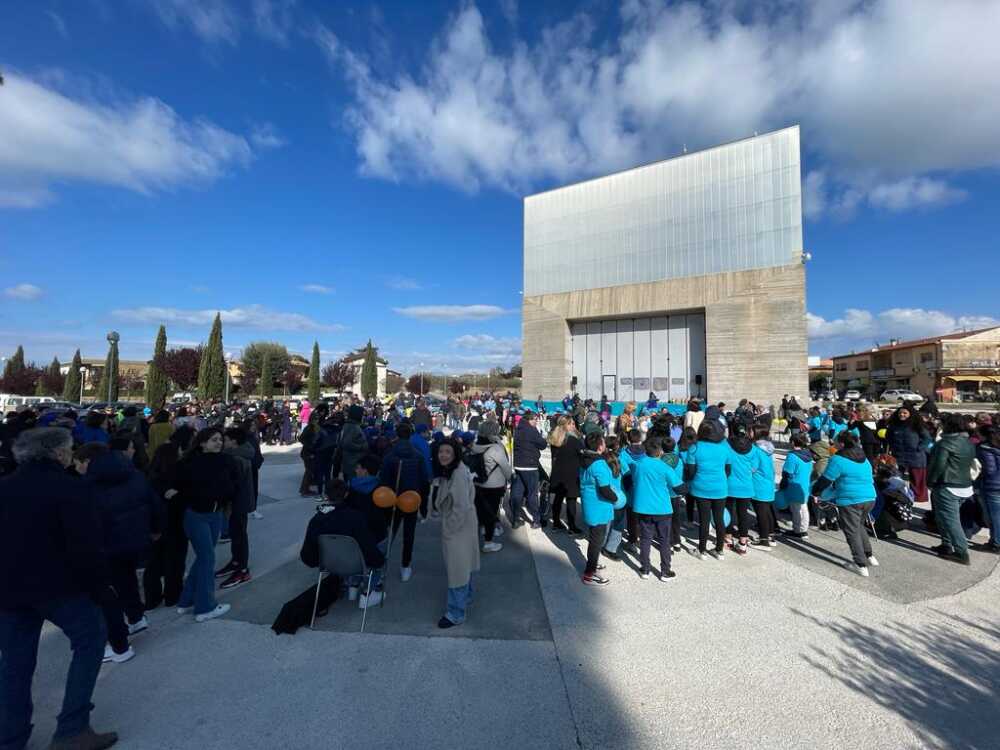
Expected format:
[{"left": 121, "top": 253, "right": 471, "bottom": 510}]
[
  {"left": 373, "top": 486, "right": 397, "bottom": 509},
  {"left": 396, "top": 490, "right": 421, "bottom": 514}
]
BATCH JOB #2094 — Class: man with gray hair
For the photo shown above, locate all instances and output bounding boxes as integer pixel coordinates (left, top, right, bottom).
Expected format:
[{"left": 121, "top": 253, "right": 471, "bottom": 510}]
[{"left": 0, "top": 428, "right": 118, "bottom": 750}]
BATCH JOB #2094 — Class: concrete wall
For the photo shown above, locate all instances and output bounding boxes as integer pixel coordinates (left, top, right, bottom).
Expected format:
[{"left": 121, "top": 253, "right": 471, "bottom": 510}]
[{"left": 522, "top": 263, "right": 808, "bottom": 407}]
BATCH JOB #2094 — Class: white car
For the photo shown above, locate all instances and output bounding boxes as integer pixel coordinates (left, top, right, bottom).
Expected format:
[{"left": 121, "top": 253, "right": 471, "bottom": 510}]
[
  {"left": 844, "top": 389, "right": 862, "bottom": 401},
  {"left": 880, "top": 389, "right": 923, "bottom": 403}
]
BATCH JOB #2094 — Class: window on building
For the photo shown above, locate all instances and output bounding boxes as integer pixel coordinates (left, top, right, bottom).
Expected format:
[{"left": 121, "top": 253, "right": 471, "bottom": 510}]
[
  {"left": 855, "top": 361, "right": 869, "bottom": 371},
  {"left": 835, "top": 362, "right": 848, "bottom": 372},
  {"left": 920, "top": 352, "right": 935, "bottom": 363}
]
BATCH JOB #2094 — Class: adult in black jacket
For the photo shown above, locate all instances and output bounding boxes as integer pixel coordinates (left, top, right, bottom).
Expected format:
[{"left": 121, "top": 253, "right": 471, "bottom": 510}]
[
  {"left": 215, "top": 428, "right": 257, "bottom": 589},
  {"left": 886, "top": 406, "right": 929, "bottom": 502},
  {"left": 170, "top": 428, "right": 240, "bottom": 622},
  {"left": 0, "top": 427, "right": 118, "bottom": 750},
  {"left": 76, "top": 443, "right": 161, "bottom": 660},
  {"left": 378, "top": 424, "right": 428, "bottom": 579},
  {"left": 143, "top": 442, "right": 187, "bottom": 609},
  {"left": 548, "top": 416, "right": 583, "bottom": 533},
  {"left": 411, "top": 399, "right": 433, "bottom": 430},
  {"left": 511, "top": 412, "right": 548, "bottom": 528}
]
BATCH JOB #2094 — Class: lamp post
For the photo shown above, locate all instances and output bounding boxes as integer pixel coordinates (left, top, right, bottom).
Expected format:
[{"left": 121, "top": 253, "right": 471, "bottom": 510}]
[
  {"left": 419, "top": 362, "right": 424, "bottom": 396},
  {"left": 224, "top": 352, "right": 233, "bottom": 404},
  {"left": 79, "top": 366, "right": 87, "bottom": 404},
  {"left": 106, "top": 331, "right": 119, "bottom": 403}
]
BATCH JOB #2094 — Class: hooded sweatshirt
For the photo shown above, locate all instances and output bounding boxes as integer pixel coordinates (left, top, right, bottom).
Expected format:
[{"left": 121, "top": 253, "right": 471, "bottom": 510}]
[
  {"left": 683, "top": 428, "right": 730, "bottom": 500},
  {"left": 779, "top": 449, "right": 814, "bottom": 504},
  {"left": 579, "top": 450, "right": 616, "bottom": 526},
  {"left": 87, "top": 451, "right": 160, "bottom": 558},
  {"left": 726, "top": 435, "right": 755, "bottom": 499},
  {"left": 751, "top": 439, "right": 776, "bottom": 501},
  {"left": 813, "top": 445, "right": 875, "bottom": 506}
]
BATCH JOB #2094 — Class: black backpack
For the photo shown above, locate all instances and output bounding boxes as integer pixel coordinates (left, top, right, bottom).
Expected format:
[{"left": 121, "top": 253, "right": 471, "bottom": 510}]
[{"left": 464, "top": 447, "right": 498, "bottom": 484}]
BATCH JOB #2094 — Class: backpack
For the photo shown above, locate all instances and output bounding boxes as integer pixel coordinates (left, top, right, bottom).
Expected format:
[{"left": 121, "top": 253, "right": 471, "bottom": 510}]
[{"left": 463, "top": 448, "right": 494, "bottom": 484}]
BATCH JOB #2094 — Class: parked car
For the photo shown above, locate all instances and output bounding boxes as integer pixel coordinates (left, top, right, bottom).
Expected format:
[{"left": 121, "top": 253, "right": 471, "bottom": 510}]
[
  {"left": 0, "top": 394, "right": 55, "bottom": 413},
  {"left": 879, "top": 389, "right": 923, "bottom": 403},
  {"left": 844, "top": 389, "right": 862, "bottom": 401}
]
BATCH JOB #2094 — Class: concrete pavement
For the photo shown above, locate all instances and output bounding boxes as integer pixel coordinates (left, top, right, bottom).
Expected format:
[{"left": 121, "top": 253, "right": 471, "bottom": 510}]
[{"left": 18, "top": 444, "right": 1000, "bottom": 749}]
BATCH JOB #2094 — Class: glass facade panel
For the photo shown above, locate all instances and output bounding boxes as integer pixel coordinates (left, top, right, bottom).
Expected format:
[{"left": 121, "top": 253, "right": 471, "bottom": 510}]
[{"left": 524, "top": 127, "right": 802, "bottom": 296}]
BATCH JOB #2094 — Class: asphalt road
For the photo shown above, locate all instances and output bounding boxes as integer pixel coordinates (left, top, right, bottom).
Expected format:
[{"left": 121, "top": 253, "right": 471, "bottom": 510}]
[{"left": 19, "top": 444, "right": 1000, "bottom": 750}]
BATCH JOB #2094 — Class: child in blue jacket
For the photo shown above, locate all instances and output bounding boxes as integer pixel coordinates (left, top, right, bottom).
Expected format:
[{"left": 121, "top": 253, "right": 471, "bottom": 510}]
[
  {"left": 631, "top": 438, "right": 687, "bottom": 579},
  {"left": 750, "top": 425, "right": 777, "bottom": 547},
  {"left": 726, "top": 423, "right": 756, "bottom": 555}
]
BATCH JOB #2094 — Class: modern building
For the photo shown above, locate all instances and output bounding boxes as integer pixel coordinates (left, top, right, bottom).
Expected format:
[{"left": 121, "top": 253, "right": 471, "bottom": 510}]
[
  {"left": 831, "top": 327, "right": 1000, "bottom": 401},
  {"left": 521, "top": 126, "right": 808, "bottom": 407}
]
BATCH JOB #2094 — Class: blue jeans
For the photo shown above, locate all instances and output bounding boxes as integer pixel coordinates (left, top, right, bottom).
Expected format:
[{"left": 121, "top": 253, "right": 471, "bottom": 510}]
[
  {"left": 510, "top": 470, "right": 540, "bottom": 523},
  {"left": 179, "top": 510, "right": 223, "bottom": 615},
  {"left": 603, "top": 507, "right": 627, "bottom": 553},
  {"left": 982, "top": 490, "right": 1000, "bottom": 545},
  {"left": 0, "top": 595, "right": 106, "bottom": 748},
  {"left": 446, "top": 575, "right": 475, "bottom": 624}
]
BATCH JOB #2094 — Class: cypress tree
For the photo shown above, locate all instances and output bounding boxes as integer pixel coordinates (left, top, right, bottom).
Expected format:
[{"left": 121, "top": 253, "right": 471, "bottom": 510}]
[
  {"left": 197, "top": 313, "right": 226, "bottom": 402},
  {"left": 146, "top": 325, "right": 169, "bottom": 408},
  {"left": 42, "top": 357, "right": 62, "bottom": 396},
  {"left": 308, "top": 341, "right": 321, "bottom": 402},
  {"left": 2, "top": 344, "right": 25, "bottom": 380},
  {"left": 360, "top": 339, "right": 377, "bottom": 399},
  {"left": 63, "top": 349, "right": 82, "bottom": 402},
  {"left": 97, "top": 339, "right": 119, "bottom": 402},
  {"left": 260, "top": 352, "right": 274, "bottom": 399}
]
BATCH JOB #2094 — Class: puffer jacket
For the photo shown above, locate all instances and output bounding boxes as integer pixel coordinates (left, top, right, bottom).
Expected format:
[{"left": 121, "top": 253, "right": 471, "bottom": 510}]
[
  {"left": 976, "top": 443, "right": 1000, "bottom": 493},
  {"left": 224, "top": 442, "right": 256, "bottom": 514},
  {"left": 86, "top": 451, "right": 161, "bottom": 558},
  {"left": 469, "top": 439, "right": 513, "bottom": 489},
  {"left": 887, "top": 424, "right": 928, "bottom": 469}
]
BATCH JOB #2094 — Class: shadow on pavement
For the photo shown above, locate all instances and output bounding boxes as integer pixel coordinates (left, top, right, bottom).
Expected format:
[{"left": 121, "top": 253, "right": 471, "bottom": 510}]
[{"left": 793, "top": 609, "right": 1000, "bottom": 750}]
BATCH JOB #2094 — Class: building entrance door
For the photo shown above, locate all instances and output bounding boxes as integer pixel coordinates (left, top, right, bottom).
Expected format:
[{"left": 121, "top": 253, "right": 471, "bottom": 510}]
[{"left": 602, "top": 375, "right": 616, "bottom": 401}]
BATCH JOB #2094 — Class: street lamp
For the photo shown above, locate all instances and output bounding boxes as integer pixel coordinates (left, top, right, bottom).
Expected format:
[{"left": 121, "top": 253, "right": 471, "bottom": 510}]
[
  {"left": 106, "top": 331, "right": 120, "bottom": 403},
  {"left": 224, "top": 352, "right": 233, "bottom": 403},
  {"left": 79, "top": 366, "right": 87, "bottom": 404}
]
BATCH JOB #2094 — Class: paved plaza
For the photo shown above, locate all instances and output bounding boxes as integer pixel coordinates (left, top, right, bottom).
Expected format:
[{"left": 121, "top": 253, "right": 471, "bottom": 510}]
[{"left": 23, "top": 445, "right": 1000, "bottom": 750}]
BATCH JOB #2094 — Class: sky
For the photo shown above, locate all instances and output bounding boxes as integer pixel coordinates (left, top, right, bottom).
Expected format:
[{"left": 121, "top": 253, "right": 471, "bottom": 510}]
[{"left": 1, "top": 0, "right": 999, "bottom": 375}]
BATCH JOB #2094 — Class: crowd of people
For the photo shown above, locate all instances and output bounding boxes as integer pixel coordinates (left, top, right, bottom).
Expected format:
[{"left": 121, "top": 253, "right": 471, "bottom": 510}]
[{"left": 2, "top": 389, "right": 999, "bottom": 749}]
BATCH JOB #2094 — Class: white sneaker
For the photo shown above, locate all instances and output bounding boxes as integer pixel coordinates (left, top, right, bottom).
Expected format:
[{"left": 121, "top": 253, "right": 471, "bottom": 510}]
[
  {"left": 347, "top": 585, "right": 359, "bottom": 601},
  {"left": 400, "top": 567, "right": 413, "bottom": 582},
  {"left": 482, "top": 541, "right": 503, "bottom": 553},
  {"left": 697, "top": 552, "right": 708, "bottom": 561},
  {"left": 639, "top": 570, "right": 652, "bottom": 579},
  {"left": 127, "top": 616, "right": 148, "bottom": 635},
  {"left": 359, "top": 591, "right": 384, "bottom": 608},
  {"left": 867, "top": 556, "right": 880, "bottom": 567},
  {"left": 103, "top": 644, "right": 135, "bottom": 664},
  {"left": 711, "top": 550, "right": 725, "bottom": 560},
  {"left": 494, "top": 524, "right": 504, "bottom": 538},
  {"left": 844, "top": 561, "right": 870, "bottom": 577},
  {"left": 176, "top": 605, "right": 193, "bottom": 614},
  {"left": 195, "top": 603, "right": 231, "bottom": 622},
  {"left": 250, "top": 511, "right": 263, "bottom": 520}
]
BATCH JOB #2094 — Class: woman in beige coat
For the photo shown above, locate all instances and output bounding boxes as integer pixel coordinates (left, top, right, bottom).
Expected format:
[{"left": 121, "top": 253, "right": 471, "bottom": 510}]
[{"left": 432, "top": 437, "right": 480, "bottom": 629}]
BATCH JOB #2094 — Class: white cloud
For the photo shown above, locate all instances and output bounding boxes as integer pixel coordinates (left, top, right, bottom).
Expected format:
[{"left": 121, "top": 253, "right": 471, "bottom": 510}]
[
  {"left": 252, "top": 0, "right": 297, "bottom": 46},
  {"left": 0, "top": 71, "right": 253, "bottom": 208},
  {"left": 808, "top": 307, "right": 1000, "bottom": 351},
  {"left": 111, "top": 304, "right": 344, "bottom": 332},
  {"left": 249, "top": 122, "right": 287, "bottom": 149},
  {"left": 151, "top": 0, "right": 240, "bottom": 45},
  {"left": 386, "top": 276, "right": 423, "bottom": 290},
  {"left": 867, "top": 177, "right": 968, "bottom": 212},
  {"left": 299, "top": 284, "right": 334, "bottom": 294},
  {"left": 393, "top": 305, "right": 509, "bottom": 322},
  {"left": 386, "top": 348, "right": 520, "bottom": 374},
  {"left": 3, "top": 283, "right": 44, "bottom": 301},
  {"left": 46, "top": 10, "right": 69, "bottom": 39},
  {"left": 318, "top": 0, "right": 1000, "bottom": 209},
  {"left": 453, "top": 334, "right": 521, "bottom": 355}
]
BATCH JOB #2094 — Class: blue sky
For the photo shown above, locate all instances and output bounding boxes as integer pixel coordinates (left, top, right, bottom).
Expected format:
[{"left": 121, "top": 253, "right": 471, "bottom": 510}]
[{"left": 1, "top": 0, "right": 998, "bottom": 374}]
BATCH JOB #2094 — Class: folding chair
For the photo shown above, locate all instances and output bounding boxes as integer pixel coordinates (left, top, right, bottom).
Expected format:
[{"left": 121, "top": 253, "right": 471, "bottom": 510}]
[{"left": 310, "top": 534, "right": 379, "bottom": 633}]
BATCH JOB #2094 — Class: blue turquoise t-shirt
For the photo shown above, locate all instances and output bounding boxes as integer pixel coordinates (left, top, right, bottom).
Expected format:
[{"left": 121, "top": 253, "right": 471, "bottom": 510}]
[
  {"left": 580, "top": 458, "right": 615, "bottom": 526},
  {"left": 750, "top": 444, "right": 776, "bottom": 501},
  {"left": 683, "top": 440, "right": 731, "bottom": 499},
  {"left": 631, "top": 457, "right": 683, "bottom": 515},
  {"left": 807, "top": 415, "right": 826, "bottom": 443},
  {"left": 779, "top": 451, "right": 813, "bottom": 504},
  {"left": 827, "top": 420, "right": 848, "bottom": 442},
  {"left": 726, "top": 443, "right": 755, "bottom": 499},
  {"left": 822, "top": 455, "right": 876, "bottom": 506}
]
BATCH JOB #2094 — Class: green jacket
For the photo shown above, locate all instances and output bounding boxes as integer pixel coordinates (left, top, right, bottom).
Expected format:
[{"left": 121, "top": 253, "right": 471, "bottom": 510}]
[{"left": 927, "top": 433, "right": 975, "bottom": 489}]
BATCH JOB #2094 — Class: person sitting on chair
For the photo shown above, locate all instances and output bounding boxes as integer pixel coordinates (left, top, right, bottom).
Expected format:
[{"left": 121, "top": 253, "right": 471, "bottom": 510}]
[{"left": 300, "top": 479, "right": 386, "bottom": 608}]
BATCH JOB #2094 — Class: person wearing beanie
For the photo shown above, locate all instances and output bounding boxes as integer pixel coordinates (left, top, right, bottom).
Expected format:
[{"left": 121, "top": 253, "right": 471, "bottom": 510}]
[{"left": 469, "top": 420, "right": 513, "bottom": 551}]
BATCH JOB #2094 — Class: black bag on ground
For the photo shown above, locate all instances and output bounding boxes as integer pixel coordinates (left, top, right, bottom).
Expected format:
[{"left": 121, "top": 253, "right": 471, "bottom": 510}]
[{"left": 271, "top": 574, "right": 341, "bottom": 635}]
